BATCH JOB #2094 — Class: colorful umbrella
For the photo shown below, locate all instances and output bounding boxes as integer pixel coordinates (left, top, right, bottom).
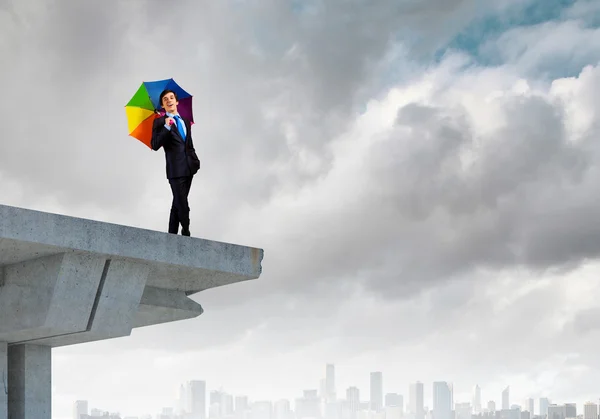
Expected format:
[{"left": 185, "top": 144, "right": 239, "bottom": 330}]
[{"left": 125, "top": 78, "right": 194, "bottom": 148}]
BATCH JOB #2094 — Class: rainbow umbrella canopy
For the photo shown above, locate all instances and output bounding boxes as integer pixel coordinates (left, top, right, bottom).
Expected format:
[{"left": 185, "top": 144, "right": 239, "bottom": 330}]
[{"left": 125, "top": 78, "right": 194, "bottom": 148}]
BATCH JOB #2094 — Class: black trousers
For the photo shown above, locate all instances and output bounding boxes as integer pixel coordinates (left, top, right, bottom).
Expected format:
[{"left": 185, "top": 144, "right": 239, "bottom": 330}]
[{"left": 168, "top": 176, "right": 193, "bottom": 234}]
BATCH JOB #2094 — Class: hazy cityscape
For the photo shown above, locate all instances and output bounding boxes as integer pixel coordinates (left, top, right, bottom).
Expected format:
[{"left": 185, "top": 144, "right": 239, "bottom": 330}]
[{"left": 72, "top": 365, "right": 598, "bottom": 419}]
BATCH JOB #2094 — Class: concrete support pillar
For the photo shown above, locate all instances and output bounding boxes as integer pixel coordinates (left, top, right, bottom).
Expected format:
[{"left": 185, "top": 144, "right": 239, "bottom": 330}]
[
  {"left": 7, "top": 344, "right": 51, "bottom": 419},
  {"left": 0, "top": 342, "right": 6, "bottom": 419}
]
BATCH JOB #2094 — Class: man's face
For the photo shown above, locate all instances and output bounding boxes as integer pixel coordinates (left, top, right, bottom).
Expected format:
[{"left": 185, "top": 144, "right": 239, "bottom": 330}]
[{"left": 162, "top": 92, "right": 178, "bottom": 114}]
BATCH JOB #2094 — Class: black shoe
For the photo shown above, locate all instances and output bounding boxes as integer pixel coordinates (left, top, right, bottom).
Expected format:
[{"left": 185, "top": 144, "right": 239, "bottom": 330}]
[{"left": 182, "top": 229, "right": 191, "bottom": 236}]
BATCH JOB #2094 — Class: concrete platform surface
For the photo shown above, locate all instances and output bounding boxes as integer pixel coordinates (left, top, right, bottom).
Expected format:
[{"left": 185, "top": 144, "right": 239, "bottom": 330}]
[{"left": 0, "top": 203, "right": 264, "bottom": 348}]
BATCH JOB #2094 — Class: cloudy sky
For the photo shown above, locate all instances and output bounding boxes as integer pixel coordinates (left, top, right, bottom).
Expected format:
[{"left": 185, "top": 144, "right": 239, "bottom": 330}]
[{"left": 2, "top": 0, "right": 600, "bottom": 417}]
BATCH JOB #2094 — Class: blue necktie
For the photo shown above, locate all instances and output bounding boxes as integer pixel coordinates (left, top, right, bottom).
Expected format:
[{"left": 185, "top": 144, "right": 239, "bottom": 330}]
[{"left": 174, "top": 115, "right": 186, "bottom": 141}]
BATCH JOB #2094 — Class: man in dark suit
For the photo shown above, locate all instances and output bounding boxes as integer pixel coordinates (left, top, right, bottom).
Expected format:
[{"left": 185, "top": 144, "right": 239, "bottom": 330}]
[{"left": 151, "top": 89, "right": 200, "bottom": 236}]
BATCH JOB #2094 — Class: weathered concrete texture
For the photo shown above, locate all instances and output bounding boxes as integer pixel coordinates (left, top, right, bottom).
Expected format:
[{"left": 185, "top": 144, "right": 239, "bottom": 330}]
[
  {"left": 0, "top": 203, "right": 264, "bottom": 348},
  {"left": 0, "top": 204, "right": 263, "bottom": 294},
  {"left": 135, "top": 286, "right": 204, "bottom": 328},
  {"left": 0, "top": 253, "right": 107, "bottom": 343},
  {"left": 8, "top": 345, "right": 51, "bottom": 419},
  {"left": 21, "top": 259, "right": 151, "bottom": 348},
  {"left": 0, "top": 342, "right": 6, "bottom": 419}
]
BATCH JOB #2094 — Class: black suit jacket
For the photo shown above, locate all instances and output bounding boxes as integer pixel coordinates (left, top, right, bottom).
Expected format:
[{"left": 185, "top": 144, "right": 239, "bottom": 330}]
[{"left": 151, "top": 115, "right": 200, "bottom": 179}]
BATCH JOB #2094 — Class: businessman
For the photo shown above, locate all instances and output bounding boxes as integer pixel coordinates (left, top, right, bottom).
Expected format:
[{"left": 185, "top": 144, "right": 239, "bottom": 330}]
[{"left": 151, "top": 89, "right": 200, "bottom": 236}]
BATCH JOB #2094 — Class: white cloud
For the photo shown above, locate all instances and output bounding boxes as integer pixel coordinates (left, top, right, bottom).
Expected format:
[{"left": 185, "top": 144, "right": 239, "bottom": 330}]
[{"left": 479, "top": 19, "right": 600, "bottom": 78}]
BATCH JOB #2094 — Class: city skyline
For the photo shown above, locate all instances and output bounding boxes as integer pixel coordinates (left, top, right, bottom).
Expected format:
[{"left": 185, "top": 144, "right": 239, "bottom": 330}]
[{"left": 71, "top": 363, "right": 600, "bottom": 419}]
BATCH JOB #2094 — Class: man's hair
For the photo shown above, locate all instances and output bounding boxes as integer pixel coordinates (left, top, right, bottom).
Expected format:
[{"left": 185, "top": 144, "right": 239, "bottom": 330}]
[{"left": 159, "top": 89, "right": 178, "bottom": 107}]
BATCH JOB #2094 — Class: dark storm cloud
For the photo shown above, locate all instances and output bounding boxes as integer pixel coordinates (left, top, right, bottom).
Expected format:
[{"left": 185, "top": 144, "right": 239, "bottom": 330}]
[
  {"left": 264, "top": 75, "right": 600, "bottom": 301},
  {"left": 0, "top": 1, "right": 154, "bottom": 215},
  {"left": 38, "top": 1, "right": 125, "bottom": 77},
  {"left": 0, "top": 0, "right": 514, "bottom": 220},
  {"left": 199, "top": 76, "right": 600, "bottom": 306}
]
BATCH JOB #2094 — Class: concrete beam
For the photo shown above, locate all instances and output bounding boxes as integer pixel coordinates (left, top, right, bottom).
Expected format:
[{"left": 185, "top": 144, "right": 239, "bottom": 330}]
[
  {"left": 0, "top": 203, "right": 264, "bottom": 348},
  {"left": 18, "top": 259, "right": 151, "bottom": 348},
  {"left": 0, "top": 204, "right": 263, "bottom": 295},
  {"left": 0, "top": 253, "right": 106, "bottom": 343},
  {"left": 85, "top": 259, "right": 150, "bottom": 338},
  {"left": 134, "top": 286, "right": 204, "bottom": 328}
]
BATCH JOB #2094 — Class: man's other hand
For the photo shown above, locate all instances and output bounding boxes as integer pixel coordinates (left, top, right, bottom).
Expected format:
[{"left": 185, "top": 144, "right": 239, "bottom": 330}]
[{"left": 165, "top": 117, "right": 175, "bottom": 126}]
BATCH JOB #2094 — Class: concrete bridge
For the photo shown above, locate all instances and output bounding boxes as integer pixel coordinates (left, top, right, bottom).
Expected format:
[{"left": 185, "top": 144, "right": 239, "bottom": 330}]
[{"left": 0, "top": 204, "right": 264, "bottom": 419}]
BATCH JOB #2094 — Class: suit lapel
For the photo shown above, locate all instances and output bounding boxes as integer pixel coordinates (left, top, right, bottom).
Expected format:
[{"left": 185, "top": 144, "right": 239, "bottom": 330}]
[{"left": 183, "top": 119, "right": 190, "bottom": 142}]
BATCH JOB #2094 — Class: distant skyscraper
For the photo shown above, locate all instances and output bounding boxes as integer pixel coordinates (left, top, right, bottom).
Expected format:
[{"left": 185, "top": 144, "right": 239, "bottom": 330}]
[
  {"left": 296, "top": 390, "right": 320, "bottom": 419},
  {"left": 346, "top": 387, "right": 360, "bottom": 418},
  {"left": 565, "top": 404, "right": 576, "bottom": 418},
  {"left": 73, "top": 400, "right": 88, "bottom": 419},
  {"left": 502, "top": 387, "right": 510, "bottom": 410},
  {"left": 187, "top": 380, "right": 206, "bottom": 419},
  {"left": 488, "top": 401, "right": 496, "bottom": 413},
  {"left": 455, "top": 403, "right": 472, "bottom": 419},
  {"left": 178, "top": 384, "right": 187, "bottom": 415},
  {"left": 251, "top": 401, "right": 273, "bottom": 419},
  {"left": 209, "top": 390, "right": 221, "bottom": 419},
  {"left": 370, "top": 372, "right": 383, "bottom": 412},
  {"left": 326, "top": 364, "right": 336, "bottom": 401},
  {"left": 325, "top": 400, "right": 340, "bottom": 419},
  {"left": 386, "top": 404, "right": 403, "bottom": 419},
  {"left": 236, "top": 396, "right": 250, "bottom": 419},
  {"left": 584, "top": 402, "right": 598, "bottom": 419},
  {"left": 210, "top": 390, "right": 221, "bottom": 408},
  {"left": 275, "top": 400, "right": 292, "bottom": 419},
  {"left": 320, "top": 379, "right": 326, "bottom": 399},
  {"left": 523, "top": 399, "right": 534, "bottom": 415},
  {"left": 540, "top": 398, "right": 550, "bottom": 417},
  {"left": 386, "top": 393, "right": 403, "bottom": 408},
  {"left": 473, "top": 385, "right": 482, "bottom": 414},
  {"left": 433, "top": 382, "right": 453, "bottom": 419},
  {"left": 222, "top": 393, "right": 234, "bottom": 417},
  {"left": 90, "top": 408, "right": 103, "bottom": 417},
  {"left": 548, "top": 404, "right": 566, "bottom": 419},
  {"left": 409, "top": 382, "right": 425, "bottom": 419}
]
